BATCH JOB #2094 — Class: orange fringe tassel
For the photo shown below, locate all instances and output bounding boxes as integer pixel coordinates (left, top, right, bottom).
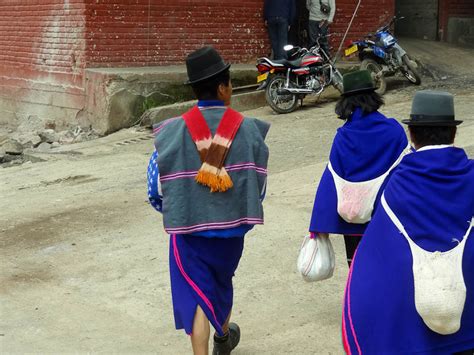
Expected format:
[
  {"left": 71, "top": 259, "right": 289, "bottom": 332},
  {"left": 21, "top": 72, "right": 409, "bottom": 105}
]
[{"left": 196, "top": 170, "right": 233, "bottom": 192}]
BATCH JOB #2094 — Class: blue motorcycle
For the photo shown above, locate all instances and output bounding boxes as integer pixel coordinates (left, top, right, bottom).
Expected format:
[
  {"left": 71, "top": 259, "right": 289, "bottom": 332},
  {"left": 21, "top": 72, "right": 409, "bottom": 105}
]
[{"left": 344, "top": 16, "right": 421, "bottom": 94}]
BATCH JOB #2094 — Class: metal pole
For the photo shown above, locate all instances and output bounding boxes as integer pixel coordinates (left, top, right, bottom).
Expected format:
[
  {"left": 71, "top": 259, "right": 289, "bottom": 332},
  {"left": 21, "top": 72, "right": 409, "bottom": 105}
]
[{"left": 332, "top": 0, "right": 363, "bottom": 65}]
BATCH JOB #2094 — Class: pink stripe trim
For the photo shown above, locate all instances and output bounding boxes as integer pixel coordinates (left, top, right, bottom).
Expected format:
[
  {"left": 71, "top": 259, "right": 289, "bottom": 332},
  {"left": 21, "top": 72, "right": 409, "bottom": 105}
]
[
  {"left": 153, "top": 117, "right": 180, "bottom": 135},
  {"left": 345, "top": 248, "right": 362, "bottom": 354},
  {"left": 160, "top": 164, "right": 267, "bottom": 181},
  {"left": 342, "top": 267, "right": 351, "bottom": 354},
  {"left": 342, "top": 310, "right": 351, "bottom": 354},
  {"left": 172, "top": 234, "right": 222, "bottom": 333},
  {"left": 166, "top": 217, "right": 264, "bottom": 234}
]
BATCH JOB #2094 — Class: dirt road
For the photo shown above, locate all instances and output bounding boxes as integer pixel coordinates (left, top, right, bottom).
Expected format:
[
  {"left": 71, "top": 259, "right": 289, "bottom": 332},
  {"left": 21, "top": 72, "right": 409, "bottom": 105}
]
[{"left": 1, "top": 80, "right": 473, "bottom": 354}]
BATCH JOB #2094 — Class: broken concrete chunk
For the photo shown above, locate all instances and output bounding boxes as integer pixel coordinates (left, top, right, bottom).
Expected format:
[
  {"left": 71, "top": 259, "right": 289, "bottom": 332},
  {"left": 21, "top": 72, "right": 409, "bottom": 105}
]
[
  {"left": 37, "top": 142, "right": 52, "bottom": 152},
  {"left": 18, "top": 133, "right": 42, "bottom": 148},
  {"left": 3, "top": 139, "right": 24, "bottom": 155},
  {"left": 39, "top": 129, "right": 59, "bottom": 144}
]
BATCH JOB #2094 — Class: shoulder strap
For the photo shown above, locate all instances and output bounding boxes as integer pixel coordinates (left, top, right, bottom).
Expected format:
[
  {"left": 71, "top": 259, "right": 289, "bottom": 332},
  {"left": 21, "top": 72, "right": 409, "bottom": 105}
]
[
  {"left": 182, "top": 106, "right": 212, "bottom": 144},
  {"left": 182, "top": 106, "right": 212, "bottom": 162},
  {"left": 381, "top": 193, "right": 474, "bottom": 250}
]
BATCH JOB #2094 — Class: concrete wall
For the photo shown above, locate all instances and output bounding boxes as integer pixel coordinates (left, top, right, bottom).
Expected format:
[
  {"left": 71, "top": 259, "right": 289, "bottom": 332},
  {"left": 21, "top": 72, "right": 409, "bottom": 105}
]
[
  {"left": 395, "top": 0, "right": 438, "bottom": 40},
  {"left": 439, "top": 0, "right": 474, "bottom": 43}
]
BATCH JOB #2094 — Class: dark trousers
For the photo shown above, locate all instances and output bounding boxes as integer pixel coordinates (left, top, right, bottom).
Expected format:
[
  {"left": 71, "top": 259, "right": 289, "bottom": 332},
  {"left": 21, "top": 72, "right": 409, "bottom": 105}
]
[
  {"left": 308, "top": 20, "right": 330, "bottom": 57},
  {"left": 343, "top": 235, "right": 362, "bottom": 267},
  {"left": 267, "top": 17, "right": 289, "bottom": 60},
  {"left": 454, "top": 350, "right": 474, "bottom": 355}
]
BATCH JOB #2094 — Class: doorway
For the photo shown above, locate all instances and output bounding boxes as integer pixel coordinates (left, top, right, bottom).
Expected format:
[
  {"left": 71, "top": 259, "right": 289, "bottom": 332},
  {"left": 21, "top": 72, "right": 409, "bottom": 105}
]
[
  {"left": 395, "top": 0, "right": 439, "bottom": 40},
  {"left": 289, "top": 0, "right": 309, "bottom": 47}
]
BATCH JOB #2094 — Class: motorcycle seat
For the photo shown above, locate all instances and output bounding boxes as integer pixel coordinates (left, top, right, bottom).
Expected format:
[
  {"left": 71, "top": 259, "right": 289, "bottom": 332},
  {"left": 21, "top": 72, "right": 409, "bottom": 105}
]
[{"left": 272, "top": 58, "right": 303, "bottom": 68}]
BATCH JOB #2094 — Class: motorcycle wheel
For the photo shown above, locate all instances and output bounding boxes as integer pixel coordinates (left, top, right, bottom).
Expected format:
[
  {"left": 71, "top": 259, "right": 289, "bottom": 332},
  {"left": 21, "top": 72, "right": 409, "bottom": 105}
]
[
  {"left": 401, "top": 54, "right": 421, "bottom": 85},
  {"left": 360, "top": 58, "right": 387, "bottom": 95},
  {"left": 265, "top": 75, "right": 299, "bottom": 114}
]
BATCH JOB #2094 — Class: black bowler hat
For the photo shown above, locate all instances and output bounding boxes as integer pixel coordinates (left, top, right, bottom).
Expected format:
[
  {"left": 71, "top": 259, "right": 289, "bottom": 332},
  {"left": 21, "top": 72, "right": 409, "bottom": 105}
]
[
  {"left": 402, "top": 90, "right": 463, "bottom": 126},
  {"left": 341, "top": 70, "right": 375, "bottom": 96},
  {"left": 185, "top": 46, "right": 231, "bottom": 85}
]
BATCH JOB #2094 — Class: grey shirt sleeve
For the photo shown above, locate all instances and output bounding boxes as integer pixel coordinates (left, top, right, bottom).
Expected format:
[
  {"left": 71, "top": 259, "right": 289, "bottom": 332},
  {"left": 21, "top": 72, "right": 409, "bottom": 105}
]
[{"left": 328, "top": 0, "right": 336, "bottom": 23}]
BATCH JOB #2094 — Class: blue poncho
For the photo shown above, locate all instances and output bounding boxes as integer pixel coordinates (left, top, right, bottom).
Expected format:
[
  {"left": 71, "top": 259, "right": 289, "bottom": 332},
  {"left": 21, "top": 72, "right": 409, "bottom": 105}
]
[
  {"left": 343, "top": 146, "right": 474, "bottom": 354},
  {"left": 310, "top": 108, "right": 408, "bottom": 235}
]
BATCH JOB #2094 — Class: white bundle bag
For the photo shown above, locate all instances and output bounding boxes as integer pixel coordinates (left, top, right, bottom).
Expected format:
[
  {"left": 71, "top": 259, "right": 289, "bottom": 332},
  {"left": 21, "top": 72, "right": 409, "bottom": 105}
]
[
  {"left": 382, "top": 195, "right": 474, "bottom": 335},
  {"left": 327, "top": 146, "right": 409, "bottom": 224},
  {"left": 297, "top": 233, "right": 335, "bottom": 282}
]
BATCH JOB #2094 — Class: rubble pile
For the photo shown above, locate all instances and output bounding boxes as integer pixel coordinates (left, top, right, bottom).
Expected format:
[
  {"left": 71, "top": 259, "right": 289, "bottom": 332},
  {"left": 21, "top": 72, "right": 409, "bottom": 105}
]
[{"left": 0, "top": 115, "right": 99, "bottom": 167}]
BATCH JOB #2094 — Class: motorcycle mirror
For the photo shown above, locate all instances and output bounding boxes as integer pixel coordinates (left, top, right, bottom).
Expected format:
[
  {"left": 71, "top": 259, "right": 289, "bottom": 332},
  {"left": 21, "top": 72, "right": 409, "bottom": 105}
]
[{"left": 283, "top": 45, "right": 294, "bottom": 51}]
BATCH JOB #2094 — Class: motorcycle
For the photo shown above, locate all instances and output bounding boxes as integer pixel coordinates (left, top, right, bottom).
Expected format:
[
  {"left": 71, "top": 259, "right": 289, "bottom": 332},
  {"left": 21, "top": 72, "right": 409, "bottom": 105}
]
[
  {"left": 256, "top": 36, "right": 343, "bottom": 114},
  {"left": 344, "top": 16, "right": 421, "bottom": 94}
]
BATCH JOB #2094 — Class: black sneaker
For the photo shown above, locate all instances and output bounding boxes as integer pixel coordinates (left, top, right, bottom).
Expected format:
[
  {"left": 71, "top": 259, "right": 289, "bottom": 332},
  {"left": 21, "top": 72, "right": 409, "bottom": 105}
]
[{"left": 212, "top": 323, "right": 241, "bottom": 355}]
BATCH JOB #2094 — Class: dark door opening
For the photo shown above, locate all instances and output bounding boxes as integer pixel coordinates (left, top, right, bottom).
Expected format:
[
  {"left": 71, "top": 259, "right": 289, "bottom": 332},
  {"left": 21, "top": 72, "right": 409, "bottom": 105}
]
[
  {"left": 395, "top": 0, "right": 439, "bottom": 41},
  {"left": 289, "top": 0, "right": 309, "bottom": 47}
]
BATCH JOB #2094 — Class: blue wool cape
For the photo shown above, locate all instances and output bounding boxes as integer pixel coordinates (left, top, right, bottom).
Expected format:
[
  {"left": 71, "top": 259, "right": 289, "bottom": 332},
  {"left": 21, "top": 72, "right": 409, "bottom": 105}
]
[
  {"left": 343, "top": 146, "right": 474, "bottom": 354},
  {"left": 309, "top": 108, "right": 408, "bottom": 235}
]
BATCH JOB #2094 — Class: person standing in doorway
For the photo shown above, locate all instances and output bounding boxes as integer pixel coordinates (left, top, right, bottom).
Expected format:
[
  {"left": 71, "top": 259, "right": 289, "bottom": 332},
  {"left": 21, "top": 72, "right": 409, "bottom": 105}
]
[
  {"left": 306, "top": 0, "right": 336, "bottom": 56},
  {"left": 263, "top": 0, "right": 296, "bottom": 59}
]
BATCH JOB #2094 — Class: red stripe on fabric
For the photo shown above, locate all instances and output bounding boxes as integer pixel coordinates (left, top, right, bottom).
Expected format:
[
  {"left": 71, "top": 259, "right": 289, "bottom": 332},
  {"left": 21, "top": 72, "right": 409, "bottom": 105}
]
[
  {"left": 346, "top": 248, "right": 362, "bottom": 354},
  {"left": 182, "top": 106, "right": 212, "bottom": 142},
  {"left": 215, "top": 108, "right": 244, "bottom": 138},
  {"left": 172, "top": 234, "right": 222, "bottom": 334}
]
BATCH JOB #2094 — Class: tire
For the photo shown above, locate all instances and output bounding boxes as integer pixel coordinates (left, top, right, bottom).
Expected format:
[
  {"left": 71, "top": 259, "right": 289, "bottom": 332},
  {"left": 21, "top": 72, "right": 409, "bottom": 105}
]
[
  {"left": 401, "top": 54, "right": 422, "bottom": 85},
  {"left": 360, "top": 58, "right": 387, "bottom": 95},
  {"left": 265, "top": 75, "right": 299, "bottom": 114}
]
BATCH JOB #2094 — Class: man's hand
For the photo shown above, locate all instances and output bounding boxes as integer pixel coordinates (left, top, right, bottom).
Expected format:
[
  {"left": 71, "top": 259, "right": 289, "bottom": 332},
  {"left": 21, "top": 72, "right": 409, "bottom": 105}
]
[
  {"left": 288, "top": 25, "right": 291, "bottom": 31},
  {"left": 264, "top": 20, "right": 268, "bottom": 27},
  {"left": 319, "top": 20, "right": 328, "bottom": 28}
]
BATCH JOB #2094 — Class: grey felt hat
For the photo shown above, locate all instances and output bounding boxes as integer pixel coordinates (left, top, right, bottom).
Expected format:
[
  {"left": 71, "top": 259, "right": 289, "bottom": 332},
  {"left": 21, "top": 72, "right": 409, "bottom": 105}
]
[
  {"left": 402, "top": 90, "right": 463, "bottom": 126},
  {"left": 185, "top": 46, "right": 231, "bottom": 85}
]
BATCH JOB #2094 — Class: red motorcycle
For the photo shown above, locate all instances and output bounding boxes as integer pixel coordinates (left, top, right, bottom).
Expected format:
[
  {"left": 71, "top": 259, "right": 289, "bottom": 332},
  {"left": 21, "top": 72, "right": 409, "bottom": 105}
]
[{"left": 256, "top": 37, "right": 343, "bottom": 114}]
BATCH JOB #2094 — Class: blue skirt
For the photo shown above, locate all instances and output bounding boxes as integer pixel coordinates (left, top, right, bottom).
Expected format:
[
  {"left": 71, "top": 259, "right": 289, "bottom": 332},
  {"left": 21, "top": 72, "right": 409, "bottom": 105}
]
[{"left": 169, "top": 234, "right": 244, "bottom": 335}]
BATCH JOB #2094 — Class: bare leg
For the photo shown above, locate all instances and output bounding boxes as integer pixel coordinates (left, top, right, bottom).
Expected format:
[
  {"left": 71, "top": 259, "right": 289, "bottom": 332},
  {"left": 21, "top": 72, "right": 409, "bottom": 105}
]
[{"left": 191, "top": 305, "right": 210, "bottom": 355}]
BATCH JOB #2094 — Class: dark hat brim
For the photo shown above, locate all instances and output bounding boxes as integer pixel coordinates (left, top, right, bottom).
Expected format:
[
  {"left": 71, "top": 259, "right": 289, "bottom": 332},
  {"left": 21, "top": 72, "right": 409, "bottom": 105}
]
[
  {"left": 342, "top": 87, "right": 376, "bottom": 96},
  {"left": 402, "top": 119, "right": 463, "bottom": 126},
  {"left": 184, "top": 63, "right": 231, "bottom": 85}
]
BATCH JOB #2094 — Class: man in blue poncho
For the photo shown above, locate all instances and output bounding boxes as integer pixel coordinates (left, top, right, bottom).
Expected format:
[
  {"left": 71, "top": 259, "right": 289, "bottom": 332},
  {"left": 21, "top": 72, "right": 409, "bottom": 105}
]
[
  {"left": 309, "top": 70, "right": 409, "bottom": 267},
  {"left": 147, "top": 47, "right": 270, "bottom": 355},
  {"left": 343, "top": 90, "right": 474, "bottom": 354}
]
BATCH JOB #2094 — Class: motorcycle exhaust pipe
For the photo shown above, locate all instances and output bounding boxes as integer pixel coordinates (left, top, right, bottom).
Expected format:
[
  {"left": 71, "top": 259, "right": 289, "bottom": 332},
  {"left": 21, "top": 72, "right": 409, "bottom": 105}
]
[{"left": 277, "top": 88, "right": 314, "bottom": 95}]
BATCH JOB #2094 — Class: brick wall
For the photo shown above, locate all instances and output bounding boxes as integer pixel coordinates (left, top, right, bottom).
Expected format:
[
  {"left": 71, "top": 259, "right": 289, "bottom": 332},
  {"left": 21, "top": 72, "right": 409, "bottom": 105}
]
[
  {"left": 332, "top": 0, "right": 395, "bottom": 46},
  {"left": 84, "top": 0, "right": 395, "bottom": 67},
  {"left": 0, "top": 0, "right": 87, "bottom": 126},
  {"left": 85, "top": 0, "right": 268, "bottom": 67},
  {"left": 1, "top": 0, "right": 394, "bottom": 128}
]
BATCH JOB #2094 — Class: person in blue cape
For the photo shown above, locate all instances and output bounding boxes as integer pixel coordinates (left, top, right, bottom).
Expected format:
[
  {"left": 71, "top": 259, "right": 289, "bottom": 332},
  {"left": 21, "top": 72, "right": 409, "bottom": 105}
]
[
  {"left": 309, "top": 70, "right": 409, "bottom": 266},
  {"left": 342, "top": 90, "right": 474, "bottom": 354},
  {"left": 147, "top": 47, "right": 270, "bottom": 355}
]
